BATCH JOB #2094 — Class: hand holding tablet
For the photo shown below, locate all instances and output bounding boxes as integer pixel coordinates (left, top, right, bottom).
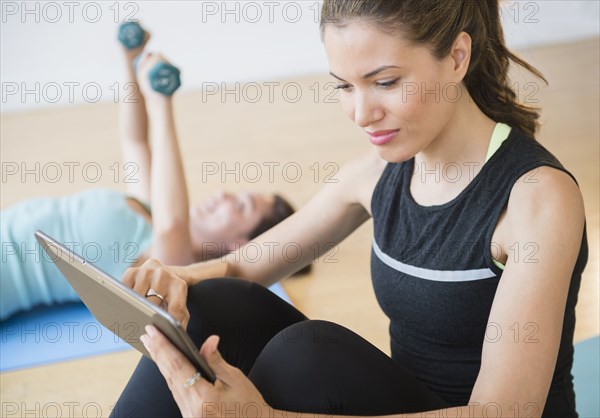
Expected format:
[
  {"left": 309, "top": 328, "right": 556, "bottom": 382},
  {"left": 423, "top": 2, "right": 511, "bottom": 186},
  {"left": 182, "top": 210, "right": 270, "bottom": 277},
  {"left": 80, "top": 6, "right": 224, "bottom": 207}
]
[
  {"left": 35, "top": 230, "right": 216, "bottom": 384},
  {"left": 120, "top": 257, "right": 191, "bottom": 329}
]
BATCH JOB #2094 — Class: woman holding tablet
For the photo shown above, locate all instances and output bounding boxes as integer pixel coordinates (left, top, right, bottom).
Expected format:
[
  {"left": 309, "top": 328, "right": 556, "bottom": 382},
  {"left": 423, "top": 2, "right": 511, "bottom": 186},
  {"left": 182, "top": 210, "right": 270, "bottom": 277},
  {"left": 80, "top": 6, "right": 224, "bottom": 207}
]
[{"left": 113, "top": 1, "right": 588, "bottom": 417}]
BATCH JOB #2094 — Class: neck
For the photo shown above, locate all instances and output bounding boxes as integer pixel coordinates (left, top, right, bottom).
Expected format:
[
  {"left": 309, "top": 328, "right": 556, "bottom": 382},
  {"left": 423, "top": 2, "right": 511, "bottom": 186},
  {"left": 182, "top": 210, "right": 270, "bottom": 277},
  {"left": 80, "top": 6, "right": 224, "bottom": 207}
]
[{"left": 415, "top": 84, "right": 497, "bottom": 172}]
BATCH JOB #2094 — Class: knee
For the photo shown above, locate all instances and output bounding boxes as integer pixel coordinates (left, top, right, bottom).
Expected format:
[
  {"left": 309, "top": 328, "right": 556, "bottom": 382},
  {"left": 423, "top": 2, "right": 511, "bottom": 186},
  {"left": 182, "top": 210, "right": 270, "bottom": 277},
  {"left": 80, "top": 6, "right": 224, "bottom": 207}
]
[
  {"left": 273, "top": 319, "right": 347, "bottom": 348},
  {"left": 251, "top": 319, "right": 349, "bottom": 374},
  {"left": 248, "top": 320, "right": 353, "bottom": 410}
]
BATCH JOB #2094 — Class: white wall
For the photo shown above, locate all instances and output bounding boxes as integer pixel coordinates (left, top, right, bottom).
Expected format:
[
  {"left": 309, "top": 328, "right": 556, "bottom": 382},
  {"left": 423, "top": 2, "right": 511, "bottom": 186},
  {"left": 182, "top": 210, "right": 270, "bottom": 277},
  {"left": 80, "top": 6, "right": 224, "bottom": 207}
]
[{"left": 1, "top": 0, "right": 598, "bottom": 113}]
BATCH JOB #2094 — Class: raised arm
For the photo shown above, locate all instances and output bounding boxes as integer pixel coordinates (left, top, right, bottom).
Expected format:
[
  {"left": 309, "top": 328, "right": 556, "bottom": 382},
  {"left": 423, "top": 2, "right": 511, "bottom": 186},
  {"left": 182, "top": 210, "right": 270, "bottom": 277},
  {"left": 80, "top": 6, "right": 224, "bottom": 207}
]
[
  {"left": 118, "top": 33, "right": 152, "bottom": 204},
  {"left": 136, "top": 53, "right": 194, "bottom": 266},
  {"left": 183, "top": 149, "right": 383, "bottom": 287}
]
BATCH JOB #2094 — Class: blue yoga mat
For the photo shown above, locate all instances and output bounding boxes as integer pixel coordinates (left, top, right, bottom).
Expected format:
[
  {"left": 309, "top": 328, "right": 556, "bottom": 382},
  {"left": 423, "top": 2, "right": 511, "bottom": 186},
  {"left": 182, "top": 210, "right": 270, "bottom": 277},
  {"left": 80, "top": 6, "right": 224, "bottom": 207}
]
[
  {"left": 573, "top": 335, "right": 600, "bottom": 418},
  {"left": 0, "top": 282, "right": 292, "bottom": 372}
]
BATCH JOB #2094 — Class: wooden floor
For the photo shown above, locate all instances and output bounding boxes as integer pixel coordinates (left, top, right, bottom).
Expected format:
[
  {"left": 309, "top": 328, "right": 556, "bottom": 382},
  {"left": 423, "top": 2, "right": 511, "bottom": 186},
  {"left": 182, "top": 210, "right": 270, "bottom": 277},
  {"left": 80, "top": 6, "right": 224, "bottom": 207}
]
[{"left": 1, "top": 37, "right": 598, "bottom": 416}]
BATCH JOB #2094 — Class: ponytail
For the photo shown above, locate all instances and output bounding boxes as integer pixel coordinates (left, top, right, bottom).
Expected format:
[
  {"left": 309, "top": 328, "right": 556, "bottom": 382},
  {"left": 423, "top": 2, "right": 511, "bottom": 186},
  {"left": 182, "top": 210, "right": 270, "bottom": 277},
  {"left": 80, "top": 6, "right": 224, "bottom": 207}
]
[{"left": 463, "top": 0, "right": 548, "bottom": 138}]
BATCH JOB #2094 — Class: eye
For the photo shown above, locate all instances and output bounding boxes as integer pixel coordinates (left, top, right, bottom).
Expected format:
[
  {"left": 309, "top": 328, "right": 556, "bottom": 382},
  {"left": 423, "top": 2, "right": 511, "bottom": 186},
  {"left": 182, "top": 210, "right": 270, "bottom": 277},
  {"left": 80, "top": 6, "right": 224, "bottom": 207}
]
[
  {"left": 236, "top": 199, "right": 245, "bottom": 212},
  {"left": 376, "top": 78, "right": 400, "bottom": 89},
  {"left": 334, "top": 83, "right": 353, "bottom": 93},
  {"left": 334, "top": 78, "right": 400, "bottom": 93}
]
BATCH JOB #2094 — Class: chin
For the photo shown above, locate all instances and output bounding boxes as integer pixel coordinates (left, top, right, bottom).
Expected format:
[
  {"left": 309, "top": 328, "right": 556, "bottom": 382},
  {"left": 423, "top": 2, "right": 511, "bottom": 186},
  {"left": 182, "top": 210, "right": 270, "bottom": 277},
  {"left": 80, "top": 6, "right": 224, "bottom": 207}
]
[{"left": 376, "top": 146, "right": 417, "bottom": 164}]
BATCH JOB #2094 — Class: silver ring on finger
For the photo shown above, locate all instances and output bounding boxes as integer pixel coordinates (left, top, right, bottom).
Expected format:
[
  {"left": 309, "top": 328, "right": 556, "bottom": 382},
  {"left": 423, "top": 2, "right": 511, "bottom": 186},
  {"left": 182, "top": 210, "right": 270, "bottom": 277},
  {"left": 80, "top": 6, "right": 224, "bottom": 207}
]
[
  {"left": 183, "top": 371, "right": 202, "bottom": 389},
  {"left": 145, "top": 288, "right": 165, "bottom": 305}
]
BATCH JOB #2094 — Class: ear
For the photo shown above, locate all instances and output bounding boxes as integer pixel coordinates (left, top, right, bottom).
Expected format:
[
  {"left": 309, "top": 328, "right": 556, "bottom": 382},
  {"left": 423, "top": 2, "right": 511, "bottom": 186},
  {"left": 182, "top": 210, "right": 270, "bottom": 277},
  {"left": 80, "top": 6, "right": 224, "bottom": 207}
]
[{"left": 450, "top": 31, "right": 472, "bottom": 81}]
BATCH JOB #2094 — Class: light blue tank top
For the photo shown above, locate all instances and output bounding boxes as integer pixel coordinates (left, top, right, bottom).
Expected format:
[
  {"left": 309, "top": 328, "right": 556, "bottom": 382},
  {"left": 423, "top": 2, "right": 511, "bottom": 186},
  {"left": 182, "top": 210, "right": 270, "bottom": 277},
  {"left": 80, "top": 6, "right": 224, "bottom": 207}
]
[{"left": 1, "top": 188, "right": 153, "bottom": 320}]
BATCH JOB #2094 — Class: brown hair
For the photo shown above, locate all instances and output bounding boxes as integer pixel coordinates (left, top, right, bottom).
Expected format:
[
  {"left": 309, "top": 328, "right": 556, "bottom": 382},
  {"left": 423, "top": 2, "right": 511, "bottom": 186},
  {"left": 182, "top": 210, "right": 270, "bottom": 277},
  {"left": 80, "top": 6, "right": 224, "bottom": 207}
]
[
  {"left": 320, "top": 0, "right": 548, "bottom": 138},
  {"left": 248, "top": 194, "right": 293, "bottom": 239},
  {"left": 248, "top": 194, "right": 312, "bottom": 276}
]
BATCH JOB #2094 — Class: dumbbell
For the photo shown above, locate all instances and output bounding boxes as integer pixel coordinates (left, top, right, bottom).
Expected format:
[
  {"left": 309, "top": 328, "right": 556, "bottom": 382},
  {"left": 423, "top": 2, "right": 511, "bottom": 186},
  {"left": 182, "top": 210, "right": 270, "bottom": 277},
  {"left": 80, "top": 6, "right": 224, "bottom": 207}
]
[
  {"left": 118, "top": 22, "right": 181, "bottom": 96},
  {"left": 118, "top": 21, "right": 145, "bottom": 50}
]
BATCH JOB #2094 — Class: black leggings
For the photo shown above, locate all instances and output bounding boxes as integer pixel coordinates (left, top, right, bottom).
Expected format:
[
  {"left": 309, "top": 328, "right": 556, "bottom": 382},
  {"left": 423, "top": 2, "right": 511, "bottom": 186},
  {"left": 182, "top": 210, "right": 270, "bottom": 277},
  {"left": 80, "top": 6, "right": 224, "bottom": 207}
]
[{"left": 110, "top": 278, "right": 449, "bottom": 417}]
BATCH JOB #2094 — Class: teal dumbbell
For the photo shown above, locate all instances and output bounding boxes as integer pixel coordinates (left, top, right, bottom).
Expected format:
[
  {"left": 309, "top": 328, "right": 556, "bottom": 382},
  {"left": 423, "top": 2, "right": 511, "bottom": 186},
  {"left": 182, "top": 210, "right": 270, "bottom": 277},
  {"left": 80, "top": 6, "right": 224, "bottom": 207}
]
[
  {"left": 133, "top": 55, "right": 182, "bottom": 97},
  {"left": 118, "top": 22, "right": 145, "bottom": 50},
  {"left": 148, "top": 62, "right": 181, "bottom": 96},
  {"left": 119, "top": 21, "right": 182, "bottom": 97}
]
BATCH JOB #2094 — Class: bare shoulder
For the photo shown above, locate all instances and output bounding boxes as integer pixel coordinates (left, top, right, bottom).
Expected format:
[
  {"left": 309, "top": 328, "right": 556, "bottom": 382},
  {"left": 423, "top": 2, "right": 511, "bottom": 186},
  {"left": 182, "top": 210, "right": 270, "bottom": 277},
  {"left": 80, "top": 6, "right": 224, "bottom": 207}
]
[
  {"left": 335, "top": 149, "right": 388, "bottom": 214},
  {"left": 504, "top": 166, "right": 585, "bottom": 253},
  {"left": 507, "top": 166, "right": 584, "bottom": 219}
]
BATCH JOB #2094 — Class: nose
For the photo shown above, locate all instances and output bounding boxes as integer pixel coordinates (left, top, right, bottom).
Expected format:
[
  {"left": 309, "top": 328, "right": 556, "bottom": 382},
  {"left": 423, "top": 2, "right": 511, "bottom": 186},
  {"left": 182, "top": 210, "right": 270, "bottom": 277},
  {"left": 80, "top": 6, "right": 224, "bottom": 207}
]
[
  {"left": 218, "top": 191, "right": 238, "bottom": 206},
  {"left": 353, "top": 91, "right": 384, "bottom": 128}
]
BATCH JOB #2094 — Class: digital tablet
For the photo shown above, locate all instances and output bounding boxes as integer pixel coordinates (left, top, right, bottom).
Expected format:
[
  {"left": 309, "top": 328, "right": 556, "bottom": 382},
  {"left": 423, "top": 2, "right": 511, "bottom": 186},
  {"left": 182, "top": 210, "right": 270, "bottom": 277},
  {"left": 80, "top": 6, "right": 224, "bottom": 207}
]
[{"left": 34, "top": 230, "right": 216, "bottom": 383}]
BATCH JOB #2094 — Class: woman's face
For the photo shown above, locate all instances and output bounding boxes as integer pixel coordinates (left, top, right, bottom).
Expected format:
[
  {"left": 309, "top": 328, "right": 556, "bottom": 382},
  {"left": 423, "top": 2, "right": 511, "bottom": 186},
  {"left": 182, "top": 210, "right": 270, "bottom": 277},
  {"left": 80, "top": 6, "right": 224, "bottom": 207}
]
[
  {"left": 189, "top": 190, "right": 275, "bottom": 256},
  {"left": 323, "top": 20, "right": 465, "bottom": 163}
]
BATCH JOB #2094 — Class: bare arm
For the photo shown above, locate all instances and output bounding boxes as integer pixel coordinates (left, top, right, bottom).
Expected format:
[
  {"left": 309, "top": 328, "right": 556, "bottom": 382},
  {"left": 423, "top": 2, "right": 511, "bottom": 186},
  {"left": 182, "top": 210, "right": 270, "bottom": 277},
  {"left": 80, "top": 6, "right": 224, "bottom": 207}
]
[
  {"left": 468, "top": 167, "right": 585, "bottom": 414},
  {"left": 118, "top": 35, "right": 152, "bottom": 204},
  {"left": 137, "top": 53, "right": 194, "bottom": 266},
  {"left": 178, "top": 151, "right": 382, "bottom": 288}
]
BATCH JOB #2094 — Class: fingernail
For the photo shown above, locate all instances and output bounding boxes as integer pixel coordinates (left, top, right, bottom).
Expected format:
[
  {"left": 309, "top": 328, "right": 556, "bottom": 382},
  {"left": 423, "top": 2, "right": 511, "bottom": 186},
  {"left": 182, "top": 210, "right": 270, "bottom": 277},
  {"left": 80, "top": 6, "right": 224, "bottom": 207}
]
[
  {"left": 145, "top": 325, "right": 156, "bottom": 336},
  {"left": 140, "top": 334, "right": 149, "bottom": 347}
]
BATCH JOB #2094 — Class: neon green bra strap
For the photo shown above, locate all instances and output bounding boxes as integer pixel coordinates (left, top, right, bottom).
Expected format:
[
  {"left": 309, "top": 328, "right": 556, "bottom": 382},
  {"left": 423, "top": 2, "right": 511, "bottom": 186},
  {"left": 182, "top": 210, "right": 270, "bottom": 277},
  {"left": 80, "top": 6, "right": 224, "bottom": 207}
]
[{"left": 485, "top": 122, "right": 512, "bottom": 163}]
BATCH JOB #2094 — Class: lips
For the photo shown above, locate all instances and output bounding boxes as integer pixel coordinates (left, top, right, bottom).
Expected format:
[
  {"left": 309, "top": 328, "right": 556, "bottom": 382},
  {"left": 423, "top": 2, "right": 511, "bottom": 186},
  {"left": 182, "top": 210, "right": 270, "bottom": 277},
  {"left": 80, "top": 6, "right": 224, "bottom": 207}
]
[{"left": 367, "top": 129, "right": 399, "bottom": 146}]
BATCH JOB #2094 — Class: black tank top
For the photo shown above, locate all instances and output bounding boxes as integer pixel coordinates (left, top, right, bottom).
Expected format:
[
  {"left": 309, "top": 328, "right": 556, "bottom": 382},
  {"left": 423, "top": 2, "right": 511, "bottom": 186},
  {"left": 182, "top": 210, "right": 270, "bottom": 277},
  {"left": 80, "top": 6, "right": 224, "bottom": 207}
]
[{"left": 370, "top": 127, "right": 588, "bottom": 417}]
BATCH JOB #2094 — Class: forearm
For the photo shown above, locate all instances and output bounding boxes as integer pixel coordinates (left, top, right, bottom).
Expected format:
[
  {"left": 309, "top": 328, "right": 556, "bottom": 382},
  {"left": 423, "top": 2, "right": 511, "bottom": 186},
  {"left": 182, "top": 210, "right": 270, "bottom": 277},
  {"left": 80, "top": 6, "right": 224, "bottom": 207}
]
[
  {"left": 171, "top": 258, "right": 229, "bottom": 286},
  {"left": 119, "top": 63, "right": 148, "bottom": 146},
  {"left": 147, "top": 100, "right": 190, "bottom": 229},
  {"left": 174, "top": 255, "right": 275, "bottom": 288},
  {"left": 178, "top": 177, "right": 372, "bottom": 288}
]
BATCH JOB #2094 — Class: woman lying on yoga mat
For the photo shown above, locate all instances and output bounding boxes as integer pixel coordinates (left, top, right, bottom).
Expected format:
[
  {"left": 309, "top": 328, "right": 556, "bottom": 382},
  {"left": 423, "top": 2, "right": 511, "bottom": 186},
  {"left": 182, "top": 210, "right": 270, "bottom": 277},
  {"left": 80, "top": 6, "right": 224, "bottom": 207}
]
[
  {"left": 0, "top": 31, "right": 305, "bottom": 321},
  {"left": 113, "top": 1, "right": 588, "bottom": 417}
]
